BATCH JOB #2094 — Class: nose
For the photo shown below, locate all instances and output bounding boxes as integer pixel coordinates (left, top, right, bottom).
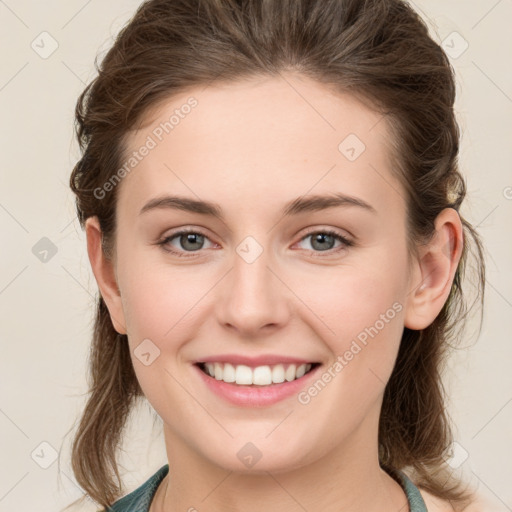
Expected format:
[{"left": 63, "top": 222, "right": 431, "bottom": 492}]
[{"left": 215, "top": 242, "right": 291, "bottom": 337}]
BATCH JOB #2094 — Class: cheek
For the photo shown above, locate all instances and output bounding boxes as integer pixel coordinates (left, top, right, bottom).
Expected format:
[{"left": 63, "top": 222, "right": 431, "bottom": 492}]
[
  {"left": 288, "top": 257, "right": 407, "bottom": 394},
  {"left": 117, "top": 261, "right": 208, "bottom": 410},
  {"left": 291, "top": 282, "right": 404, "bottom": 436},
  {"left": 293, "top": 259, "right": 405, "bottom": 343},
  {"left": 118, "top": 246, "right": 209, "bottom": 339},
  {"left": 117, "top": 257, "right": 223, "bottom": 402}
]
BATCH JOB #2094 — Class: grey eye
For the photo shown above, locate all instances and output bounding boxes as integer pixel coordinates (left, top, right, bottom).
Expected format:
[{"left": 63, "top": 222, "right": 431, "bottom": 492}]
[
  {"left": 308, "top": 232, "right": 337, "bottom": 251},
  {"left": 178, "top": 233, "right": 205, "bottom": 251}
]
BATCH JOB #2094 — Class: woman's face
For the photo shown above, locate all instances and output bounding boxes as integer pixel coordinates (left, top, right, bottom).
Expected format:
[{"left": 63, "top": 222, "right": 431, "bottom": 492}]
[{"left": 101, "top": 73, "right": 420, "bottom": 472}]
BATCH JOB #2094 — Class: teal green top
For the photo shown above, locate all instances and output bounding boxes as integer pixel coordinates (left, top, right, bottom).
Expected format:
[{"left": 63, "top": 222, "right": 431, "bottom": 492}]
[{"left": 104, "top": 464, "right": 428, "bottom": 511}]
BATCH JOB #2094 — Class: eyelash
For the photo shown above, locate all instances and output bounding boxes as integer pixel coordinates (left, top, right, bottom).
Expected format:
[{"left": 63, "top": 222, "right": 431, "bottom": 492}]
[{"left": 156, "top": 228, "right": 354, "bottom": 258}]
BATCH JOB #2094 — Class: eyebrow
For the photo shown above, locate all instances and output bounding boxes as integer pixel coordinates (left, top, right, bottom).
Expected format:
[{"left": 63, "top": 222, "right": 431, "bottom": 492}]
[{"left": 139, "top": 193, "right": 377, "bottom": 218}]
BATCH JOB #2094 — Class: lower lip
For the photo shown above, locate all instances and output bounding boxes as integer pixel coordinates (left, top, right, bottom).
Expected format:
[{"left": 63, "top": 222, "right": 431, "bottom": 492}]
[{"left": 193, "top": 363, "right": 321, "bottom": 407}]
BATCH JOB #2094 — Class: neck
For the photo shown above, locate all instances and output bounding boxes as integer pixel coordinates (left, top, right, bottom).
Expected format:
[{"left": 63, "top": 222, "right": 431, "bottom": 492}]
[{"left": 152, "top": 419, "right": 409, "bottom": 512}]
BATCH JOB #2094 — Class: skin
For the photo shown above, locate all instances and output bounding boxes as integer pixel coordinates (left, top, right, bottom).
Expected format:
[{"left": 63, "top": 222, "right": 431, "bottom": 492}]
[{"left": 86, "top": 72, "right": 463, "bottom": 512}]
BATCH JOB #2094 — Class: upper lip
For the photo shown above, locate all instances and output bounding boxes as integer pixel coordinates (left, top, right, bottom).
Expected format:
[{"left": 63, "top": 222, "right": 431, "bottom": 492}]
[{"left": 195, "top": 354, "right": 318, "bottom": 367}]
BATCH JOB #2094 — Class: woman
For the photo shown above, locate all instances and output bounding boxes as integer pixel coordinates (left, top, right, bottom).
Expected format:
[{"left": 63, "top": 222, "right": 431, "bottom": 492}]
[{"left": 67, "top": 0, "right": 486, "bottom": 510}]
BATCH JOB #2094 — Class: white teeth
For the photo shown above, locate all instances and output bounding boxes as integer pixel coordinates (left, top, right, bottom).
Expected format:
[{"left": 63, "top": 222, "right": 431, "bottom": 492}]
[
  {"left": 295, "top": 363, "right": 307, "bottom": 379},
  {"left": 214, "top": 362, "right": 223, "bottom": 380},
  {"left": 205, "top": 363, "right": 215, "bottom": 377},
  {"left": 235, "top": 365, "right": 253, "bottom": 385},
  {"left": 271, "top": 364, "right": 285, "bottom": 383},
  {"left": 223, "top": 363, "right": 236, "bottom": 382},
  {"left": 285, "top": 364, "right": 296, "bottom": 381},
  {"left": 252, "top": 365, "right": 272, "bottom": 386},
  {"left": 202, "top": 362, "right": 313, "bottom": 386}
]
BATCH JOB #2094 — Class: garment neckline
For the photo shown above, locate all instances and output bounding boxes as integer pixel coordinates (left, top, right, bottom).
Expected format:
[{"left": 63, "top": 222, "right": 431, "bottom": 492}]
[
  {"left": 146, "top": 464, "right": 427, "bottom": 512},
  {"left": 382, "top": 464, "right": 428, "bottom": 512}
]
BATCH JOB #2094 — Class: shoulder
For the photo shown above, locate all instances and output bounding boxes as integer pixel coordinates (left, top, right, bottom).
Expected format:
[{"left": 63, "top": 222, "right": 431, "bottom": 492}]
[
  {"left": 95, "top": 464, "right": 169, "bottom": 512},
  {"left": 418, "top": 487, "right": 455, "bottom": 512},
  {"left": 419, "top": 488, "right": 507, "bottom": 512}
]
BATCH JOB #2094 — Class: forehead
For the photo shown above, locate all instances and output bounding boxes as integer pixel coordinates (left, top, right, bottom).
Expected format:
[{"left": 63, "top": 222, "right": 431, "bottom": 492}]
[{"left": 117, "top": 73, "right": 405, "bottom": 221}]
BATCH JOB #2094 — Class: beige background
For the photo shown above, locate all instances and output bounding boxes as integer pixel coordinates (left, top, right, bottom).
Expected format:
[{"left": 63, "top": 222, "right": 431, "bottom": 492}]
[{"left": 0, "top": 1, "right": 511, "bottom": 511}]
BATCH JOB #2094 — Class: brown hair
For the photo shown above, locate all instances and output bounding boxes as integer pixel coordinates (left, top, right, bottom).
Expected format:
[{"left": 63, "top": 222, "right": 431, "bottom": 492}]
[{"left": 66, "top": 0, "right": 486, "bottom": 510}]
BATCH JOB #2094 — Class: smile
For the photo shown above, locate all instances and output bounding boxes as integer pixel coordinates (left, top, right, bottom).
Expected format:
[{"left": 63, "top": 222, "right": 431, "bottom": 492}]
[{"left": 197, "top": 362, "right": 320, "bottom": 386}]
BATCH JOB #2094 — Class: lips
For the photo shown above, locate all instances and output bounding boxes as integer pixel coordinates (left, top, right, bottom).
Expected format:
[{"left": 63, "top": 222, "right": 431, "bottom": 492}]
[
  {"left": 193, "top": 359, "right": 322, "bottom": 407},
  {"left": 195, "top": 353, "right": 317, "bottom": 367}
]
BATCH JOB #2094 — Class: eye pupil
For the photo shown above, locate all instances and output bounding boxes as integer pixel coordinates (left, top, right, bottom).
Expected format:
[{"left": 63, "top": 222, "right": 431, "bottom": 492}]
[
  {"left": 311, "top": 233, "right": 335, "bottom": 251},
  {"left": 181, "top": 233, "right": 204, "bottom": 251}
]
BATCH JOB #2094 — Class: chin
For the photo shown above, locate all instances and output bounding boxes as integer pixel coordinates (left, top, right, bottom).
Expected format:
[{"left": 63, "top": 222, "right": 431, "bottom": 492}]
[{"left": 198, "top": 438, "right": 315, "bottom": 475}]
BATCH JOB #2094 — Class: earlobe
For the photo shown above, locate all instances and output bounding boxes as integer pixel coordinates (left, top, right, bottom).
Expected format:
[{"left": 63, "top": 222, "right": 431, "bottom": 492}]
[
  {"left": 404, "top": 208, "right": 463, "bottom": 331},
  {"left": 85, "top": 216, "right": 127, "bottom": 335}
]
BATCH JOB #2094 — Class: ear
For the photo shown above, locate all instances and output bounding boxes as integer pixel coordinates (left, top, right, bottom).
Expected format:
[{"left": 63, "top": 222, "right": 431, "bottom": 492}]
[
  {"left": 404, "top": 208, "right": 464, "bottom": 330},
  {"left": 85, "top": 216, "right": 127, "bottom": 335}
]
